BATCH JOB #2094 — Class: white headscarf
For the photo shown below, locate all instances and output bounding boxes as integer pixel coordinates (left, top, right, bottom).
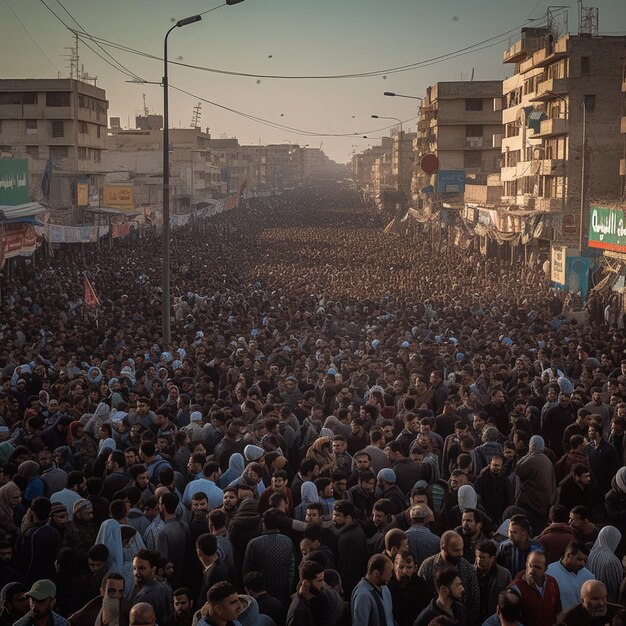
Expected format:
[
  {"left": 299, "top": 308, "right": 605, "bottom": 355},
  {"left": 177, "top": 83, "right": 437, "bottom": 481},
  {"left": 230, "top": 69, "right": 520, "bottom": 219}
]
[{"left": 587, "top": 525, "right": 623, "bottom": 602}]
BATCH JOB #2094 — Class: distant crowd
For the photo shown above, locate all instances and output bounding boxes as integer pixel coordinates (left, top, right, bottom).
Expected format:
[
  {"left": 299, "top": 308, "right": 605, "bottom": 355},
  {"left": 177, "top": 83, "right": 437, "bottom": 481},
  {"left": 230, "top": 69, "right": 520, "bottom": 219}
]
[{"left": 0, "top": 184, "right": 625, "bottom": 626}]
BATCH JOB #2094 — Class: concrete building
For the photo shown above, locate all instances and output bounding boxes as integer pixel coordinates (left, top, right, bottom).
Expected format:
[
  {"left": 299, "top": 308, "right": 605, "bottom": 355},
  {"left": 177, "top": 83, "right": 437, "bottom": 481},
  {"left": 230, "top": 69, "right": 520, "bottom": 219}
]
[
  {"left": 0, "top": 78, "right": 108, "bottom": 210},
  {"left": 501, "top": 29, "right": 626, "bottom": 244},
  {"left": 105, "top": 126, "right": 221, "bottom": 214},
  {"left": 414, "top": 80, "right": 503, "bottom": 200},
  {"left": 351, "top": 138, "right": 392, "bottom": 194},
  {"left": 621, "top": 56, "right": 626, "bottom": 193}
]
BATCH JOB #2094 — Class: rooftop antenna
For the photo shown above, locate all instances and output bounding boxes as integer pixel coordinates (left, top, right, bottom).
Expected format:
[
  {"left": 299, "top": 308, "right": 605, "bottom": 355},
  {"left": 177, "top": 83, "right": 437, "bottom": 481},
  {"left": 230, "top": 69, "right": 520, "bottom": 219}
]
[
  {"left": 578, "top": 2, "right": 599, "bottom": 34},
  {"left": 191, "top": 102, "right": 202, "bottom": 129}
]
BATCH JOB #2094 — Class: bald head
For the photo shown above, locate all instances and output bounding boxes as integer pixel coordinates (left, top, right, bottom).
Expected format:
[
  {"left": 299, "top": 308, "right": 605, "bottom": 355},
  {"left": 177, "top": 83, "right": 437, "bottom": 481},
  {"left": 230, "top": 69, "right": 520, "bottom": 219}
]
[
  {"left": 154, "top": 486, "right": 170, "bottom": 499},
  {"left": 581, "top": 580, "right": 608, "bottom": 617},
  {"left": 441, "top": 530, "right": 464, "bottom": 564},
  {"left": 129, "top": 603, "right": 155, "bottom": 626}
]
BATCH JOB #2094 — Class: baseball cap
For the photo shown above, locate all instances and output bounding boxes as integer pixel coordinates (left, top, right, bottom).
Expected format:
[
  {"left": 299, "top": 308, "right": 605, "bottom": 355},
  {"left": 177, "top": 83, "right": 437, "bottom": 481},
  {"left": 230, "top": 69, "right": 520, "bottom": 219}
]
[{"left": 25, "top": 580, "right": 57, "bottom": 600}]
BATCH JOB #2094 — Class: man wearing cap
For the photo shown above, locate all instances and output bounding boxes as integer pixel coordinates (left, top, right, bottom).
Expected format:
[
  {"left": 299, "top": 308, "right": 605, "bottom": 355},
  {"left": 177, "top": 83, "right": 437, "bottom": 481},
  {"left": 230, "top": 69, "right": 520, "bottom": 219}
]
[
  {"left": 280, "top": 377, "right": 302, "bottom": 408},
  {"left": 48, "top": 503, "right": 68, "bottom": 539},
  {"left": 13, "top": 580, "right": 68, "bottom": 626},
  {"left": 376, "top": 469, "right": 404, "bottom": 515}
]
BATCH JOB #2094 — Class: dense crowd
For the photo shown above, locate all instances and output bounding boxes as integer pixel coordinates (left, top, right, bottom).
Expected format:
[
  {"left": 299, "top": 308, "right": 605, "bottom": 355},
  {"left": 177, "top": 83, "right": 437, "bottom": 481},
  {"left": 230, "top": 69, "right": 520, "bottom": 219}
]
[{"left": 0, "top": 184, "right": 625, "bottom": 626}]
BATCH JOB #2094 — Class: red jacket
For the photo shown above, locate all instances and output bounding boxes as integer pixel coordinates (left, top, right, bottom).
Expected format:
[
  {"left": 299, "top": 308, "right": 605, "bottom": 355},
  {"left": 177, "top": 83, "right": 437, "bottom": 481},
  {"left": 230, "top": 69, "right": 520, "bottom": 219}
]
[
  {"left": 537, "top": 523, "right": 577, "bottom": 563},
  {"left": 511, "top": 573, "right": 561, "bottom": 626}
]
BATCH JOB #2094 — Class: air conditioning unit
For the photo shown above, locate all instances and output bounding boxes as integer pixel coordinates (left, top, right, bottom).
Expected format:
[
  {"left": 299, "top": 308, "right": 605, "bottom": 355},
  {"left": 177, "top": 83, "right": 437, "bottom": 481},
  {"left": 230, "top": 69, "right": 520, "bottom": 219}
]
[
  {"left": 492, "top": 134, "right": 503, "bottom": 148},
  {"left": 493, "top": 97, "right": 504, "bottom": 112}
]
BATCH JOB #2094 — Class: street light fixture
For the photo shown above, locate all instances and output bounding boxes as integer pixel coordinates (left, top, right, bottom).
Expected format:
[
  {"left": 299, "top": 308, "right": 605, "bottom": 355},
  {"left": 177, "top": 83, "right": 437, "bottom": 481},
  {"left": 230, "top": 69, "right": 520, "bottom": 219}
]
[
  {"left": 384, "top": 91, "right": 423, "bottom": 102},
  {"left": 161, "top": 3, "right": 244, "bottom": 345}
]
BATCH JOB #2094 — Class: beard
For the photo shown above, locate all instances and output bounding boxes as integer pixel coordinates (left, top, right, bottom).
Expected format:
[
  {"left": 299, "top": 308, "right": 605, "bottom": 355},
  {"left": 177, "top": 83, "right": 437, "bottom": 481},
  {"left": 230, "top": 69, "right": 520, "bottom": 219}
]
[
  {"left": 446, "top": 555, "right": 462, "bottom": 566},
  {"left": 101, "top": 597, "right": 120, "bottom": 626}
]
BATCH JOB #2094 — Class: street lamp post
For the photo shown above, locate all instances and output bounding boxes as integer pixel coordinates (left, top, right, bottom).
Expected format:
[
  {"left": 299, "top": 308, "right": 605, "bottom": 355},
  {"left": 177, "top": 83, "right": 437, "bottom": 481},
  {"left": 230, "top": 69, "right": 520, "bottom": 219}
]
[
  {"left": 161, "top": 1, "right": 244, "bottom": 346},
  {"left": 372, "top": 114, "right": 403, "bottom": 198}
]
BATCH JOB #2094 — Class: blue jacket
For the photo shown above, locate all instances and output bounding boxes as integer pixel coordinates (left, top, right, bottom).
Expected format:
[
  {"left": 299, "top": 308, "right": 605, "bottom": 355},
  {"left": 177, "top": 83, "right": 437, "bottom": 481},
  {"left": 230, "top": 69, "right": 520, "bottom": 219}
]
[{"left": 351, "top": 577, "right": 394, "bottom": 626}]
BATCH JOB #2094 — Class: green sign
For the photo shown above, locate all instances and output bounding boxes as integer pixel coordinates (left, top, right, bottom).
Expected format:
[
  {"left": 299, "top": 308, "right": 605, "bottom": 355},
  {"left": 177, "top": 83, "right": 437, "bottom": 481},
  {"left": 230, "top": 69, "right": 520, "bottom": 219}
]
[
  {"left": 588, "top": 205, "right": 626, "bottom": 253},
  {"left": 0, "top": 159, "right": 28, "bottom": 206}
]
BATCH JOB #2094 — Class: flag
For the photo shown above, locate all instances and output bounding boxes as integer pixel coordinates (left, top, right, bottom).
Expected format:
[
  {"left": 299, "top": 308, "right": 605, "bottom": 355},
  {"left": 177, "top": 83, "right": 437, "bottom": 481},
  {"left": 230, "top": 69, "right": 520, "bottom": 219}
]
[
  {"left": 84, "top": 276, "right": 100, "bottom": 308},
  {"left": 238, "top": 178, "right": 247, "bottom": 196},
  {"left": 40, "top": 159, "right": 52, "bottom": 202}
]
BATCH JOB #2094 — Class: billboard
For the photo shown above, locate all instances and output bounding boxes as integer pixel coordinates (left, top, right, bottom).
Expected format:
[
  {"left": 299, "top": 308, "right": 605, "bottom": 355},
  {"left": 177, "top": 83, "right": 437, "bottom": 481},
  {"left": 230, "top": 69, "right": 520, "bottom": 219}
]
[
  {"left": 436, "top": 170, "right": 465, "bottom": 193},
  {"left": 103, "top": 185, "right": 134, "bottom": 211},
  {"left": 588, "top": 205, "right": 626, "bottom": 253},
  {"left": 0, "top": 159, "right": 28, "bottom": 205}
]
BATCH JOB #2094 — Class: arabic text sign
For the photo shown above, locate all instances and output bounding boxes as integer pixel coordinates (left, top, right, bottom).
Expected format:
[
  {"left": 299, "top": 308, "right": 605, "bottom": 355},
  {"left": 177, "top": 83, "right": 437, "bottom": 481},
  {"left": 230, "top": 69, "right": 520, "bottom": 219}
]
[
  {"left": 0, "top": 159, "right": 28, "bottom": 205},
  {"left": 551, "top": 244, "right": 567, "bottom": 284},
  {"left": 103, "top": 185, "right": 134, "bottom": 211},
  {"left": 588, "top": 206, "right": 626, "bottom": 252}
]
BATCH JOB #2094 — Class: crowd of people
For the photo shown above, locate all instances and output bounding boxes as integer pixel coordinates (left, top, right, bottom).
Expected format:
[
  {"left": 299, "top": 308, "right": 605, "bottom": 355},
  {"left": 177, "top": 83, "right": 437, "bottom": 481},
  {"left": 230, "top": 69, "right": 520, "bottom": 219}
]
[{"left": 0, "top": 183, "right": 625, "bottom": 626}]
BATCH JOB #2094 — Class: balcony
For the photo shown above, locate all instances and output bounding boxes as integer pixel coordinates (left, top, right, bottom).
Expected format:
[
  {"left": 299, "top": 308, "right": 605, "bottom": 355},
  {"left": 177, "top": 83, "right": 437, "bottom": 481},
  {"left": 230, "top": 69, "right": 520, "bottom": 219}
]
[
  {"left": 534, "top": 158, "right": 566, "bottom": 176},
  {"left": 533, "top": 117, "right": 568, "bottom": 138},
  {"left": 503, "top": 39, "right": 525, "bottom": 63},
  {"left": 535, "top": 196, "right": 564, "bottom": 211},
  {"left": 515, "top": 161, "right": 533, "bottom": 178},
  {"left": 533, "top": 78, "right": 569, "bottom": 101}
]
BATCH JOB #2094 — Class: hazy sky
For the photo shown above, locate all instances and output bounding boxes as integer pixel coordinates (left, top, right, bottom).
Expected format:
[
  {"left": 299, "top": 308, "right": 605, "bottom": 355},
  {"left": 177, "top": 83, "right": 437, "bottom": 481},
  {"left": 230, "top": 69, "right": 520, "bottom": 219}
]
[{"left": 2, "top": 0, "right": 625, "bottom": 163}]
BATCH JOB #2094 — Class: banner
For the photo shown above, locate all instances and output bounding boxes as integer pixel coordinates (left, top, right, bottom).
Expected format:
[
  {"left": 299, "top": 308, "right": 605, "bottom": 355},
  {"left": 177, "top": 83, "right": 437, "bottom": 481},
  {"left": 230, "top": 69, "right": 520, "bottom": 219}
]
[
  {"left": 0, "top": 223, "right": 38, "bottom": 268},
  {"left": 551, "top": 244, "right": 567, "bottom": 284},
  {"left": 0, "top": 160, "right": 28, "bottom": 205},
  {"left": 84, "top": 277, "right": 100, "bottom": 307},
  {"left": 103, "top": 185, "right": 134, "bottom": 211},
  {"left": 111, "top": 223, "right": 131, "bottom": 239},
  {"left": 45, "top": 224, "right": 109, "bottom": 244}
]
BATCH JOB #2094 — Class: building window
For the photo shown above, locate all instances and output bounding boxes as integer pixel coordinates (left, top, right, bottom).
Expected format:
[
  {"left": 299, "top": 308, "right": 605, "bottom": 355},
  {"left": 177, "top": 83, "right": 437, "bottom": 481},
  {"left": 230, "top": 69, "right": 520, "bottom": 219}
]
[
  {"left": 465, "top": 125, "right": 483, "bottom": 138},
  {"left": 465, "top": 98, "right": 483, "bottom": 111},
  {"left": 79, "top": 121, "right": 88, "bottom": 134},
  {"left": 25, "top": 119, "right": 38, "bottom": 135},
  {"left": 0, "top": 145, "right": 12, "bottom": 153},
  {"left": 0, "top": 92, "right": 37, "bottom": 105},
  {"left": 581, "top": 56, "right": 590, "bottom": 77},
  {"left": 78, "top": 147, "right": 87, "bottom": 160},
  {"left": 584, "top": 95, "right": 595, "bottom": 112},
  {"left": 49, "top": 146, "right": 69, "bottom": 159},
  {"left": 46, "top": 92, "right": 71, "bottom": 107},
  {"left": 464, "top": 151, "right": 482, "bottom": 168},
  {"left": 51, "top": 121, "right": 64, "bottom": 137},
  {"left": 94, "top": 149, "right": 101, "bottom": 163},
  {"left": 96, "top": 126, "right": 101, "bottom": 139},
  {"left": 26, "top": 145, "right": 39, "bottom": 159}
]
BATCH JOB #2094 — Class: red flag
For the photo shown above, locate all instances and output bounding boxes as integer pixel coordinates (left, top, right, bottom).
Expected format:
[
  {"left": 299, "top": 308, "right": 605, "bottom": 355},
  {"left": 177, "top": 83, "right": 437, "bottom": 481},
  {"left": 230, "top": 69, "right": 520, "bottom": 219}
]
[
  {"left": 223, "top": 195, "right": 238, "bottom": 211},
  {"left": 239, "top": 178, "right": 247, "bottom": 196},
  {"left": 84, "top": 277, "right": 100, "bottom": 308}
]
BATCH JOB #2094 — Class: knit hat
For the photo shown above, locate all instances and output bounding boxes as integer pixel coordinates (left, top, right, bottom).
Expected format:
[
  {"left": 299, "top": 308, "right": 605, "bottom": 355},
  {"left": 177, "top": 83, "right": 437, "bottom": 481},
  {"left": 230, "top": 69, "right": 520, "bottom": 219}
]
[
  {"left": 616, "top": 467, "right": 626, "bottom": 494},
  {"left": 285, "top": 376, "right": 298, "bottom": 384},
  {"left": 50, "top": 502, "right": 67, "bottom": 516},
  {"left": 244, "top": 444, "right": 264, "bottom": 461},
  {"left": 377, "top": 468, "right": 396, "bottom": 484},
  {"left": 72, "top": 499, "right": 93, "bottom": 515},
  {"left": 190, "top": 411, "right": 203, "bottom": 422}
]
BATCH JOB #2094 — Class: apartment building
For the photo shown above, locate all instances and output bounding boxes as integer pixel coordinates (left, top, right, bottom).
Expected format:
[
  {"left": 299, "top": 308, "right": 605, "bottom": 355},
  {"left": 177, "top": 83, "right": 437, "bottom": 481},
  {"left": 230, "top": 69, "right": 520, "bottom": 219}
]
[
  {"left": 414, "top": 81, "right": 503, "bottom": 197},
  {"left": 0, "top": 78, "right": 108, "bottom": 209},
  {"left": 106, "top": 126, "right": 221, "bottom": 214},
  {"left": 351, "top": 138, "right": 392, "bottom": 193},
  {"left": 501, "top": 29, "right": 626, "bottom": 243}
]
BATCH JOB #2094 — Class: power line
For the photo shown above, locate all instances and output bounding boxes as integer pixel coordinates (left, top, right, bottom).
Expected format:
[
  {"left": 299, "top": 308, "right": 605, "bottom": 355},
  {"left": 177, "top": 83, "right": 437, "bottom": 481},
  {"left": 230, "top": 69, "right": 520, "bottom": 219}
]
[
  {"left": 53, "top": 0, "right": 145, "bottom": 82},
  {"left": 70, "top": 14, "right": 562, "bottom": 82},
  {"left": 170, "top": 83, "right": 417, "bottom": 137},
  {"left": 4, "top": 0, "right": 62, "bottom": 74},
  {"left": 37, "top": 0, "right": 145, "bottom": 82}
]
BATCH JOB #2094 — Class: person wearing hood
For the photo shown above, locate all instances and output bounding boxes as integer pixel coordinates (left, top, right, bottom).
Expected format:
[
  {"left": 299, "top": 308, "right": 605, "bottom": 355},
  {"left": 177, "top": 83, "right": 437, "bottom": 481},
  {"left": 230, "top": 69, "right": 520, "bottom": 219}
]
[
  {"left": 586, "top": 525, "right": 623, "bottom": 603},
  {"left": 17, "top": 461, "right": 44, "bottom": 507},
  {"left": 218, "top": 453, "right": 244, "bottom": 489},
  {"left": 0, "top": 481, "right": 21, "bottom": 541},
  {"left": 514, "top": 435, "right": 556, "bottom": 533},
  {"left": 63, "top": 499, "right": 98, "bottom": 571},
  {"left": 473, "top": 427, "right": 503, "bottom": 475},
  {"left": 605, "top": 466, "right": 626, "bottom": 558},
  {"left": 0, "top": 582, "right": 28, "bottom": 626}
]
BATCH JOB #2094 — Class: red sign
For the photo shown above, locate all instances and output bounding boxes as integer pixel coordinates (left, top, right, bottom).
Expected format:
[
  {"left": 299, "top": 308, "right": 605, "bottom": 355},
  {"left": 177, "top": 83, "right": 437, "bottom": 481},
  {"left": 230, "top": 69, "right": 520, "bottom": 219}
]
[{"left": 420, "top": 153, "right": 439, "bottom": 175}]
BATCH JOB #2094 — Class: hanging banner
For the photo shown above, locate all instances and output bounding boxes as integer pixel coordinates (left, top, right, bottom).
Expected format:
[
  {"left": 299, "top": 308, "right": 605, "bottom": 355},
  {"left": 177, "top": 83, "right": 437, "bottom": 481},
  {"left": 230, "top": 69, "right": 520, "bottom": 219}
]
[
  {"left": 551, "top": 244, "right": 567, "bottom": 284},
  {"left": 0, "top": 223, "right": 38, "bottom": 268},
  {"left": 0, "top": 160, "right": 28, "bottom": 206}
]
